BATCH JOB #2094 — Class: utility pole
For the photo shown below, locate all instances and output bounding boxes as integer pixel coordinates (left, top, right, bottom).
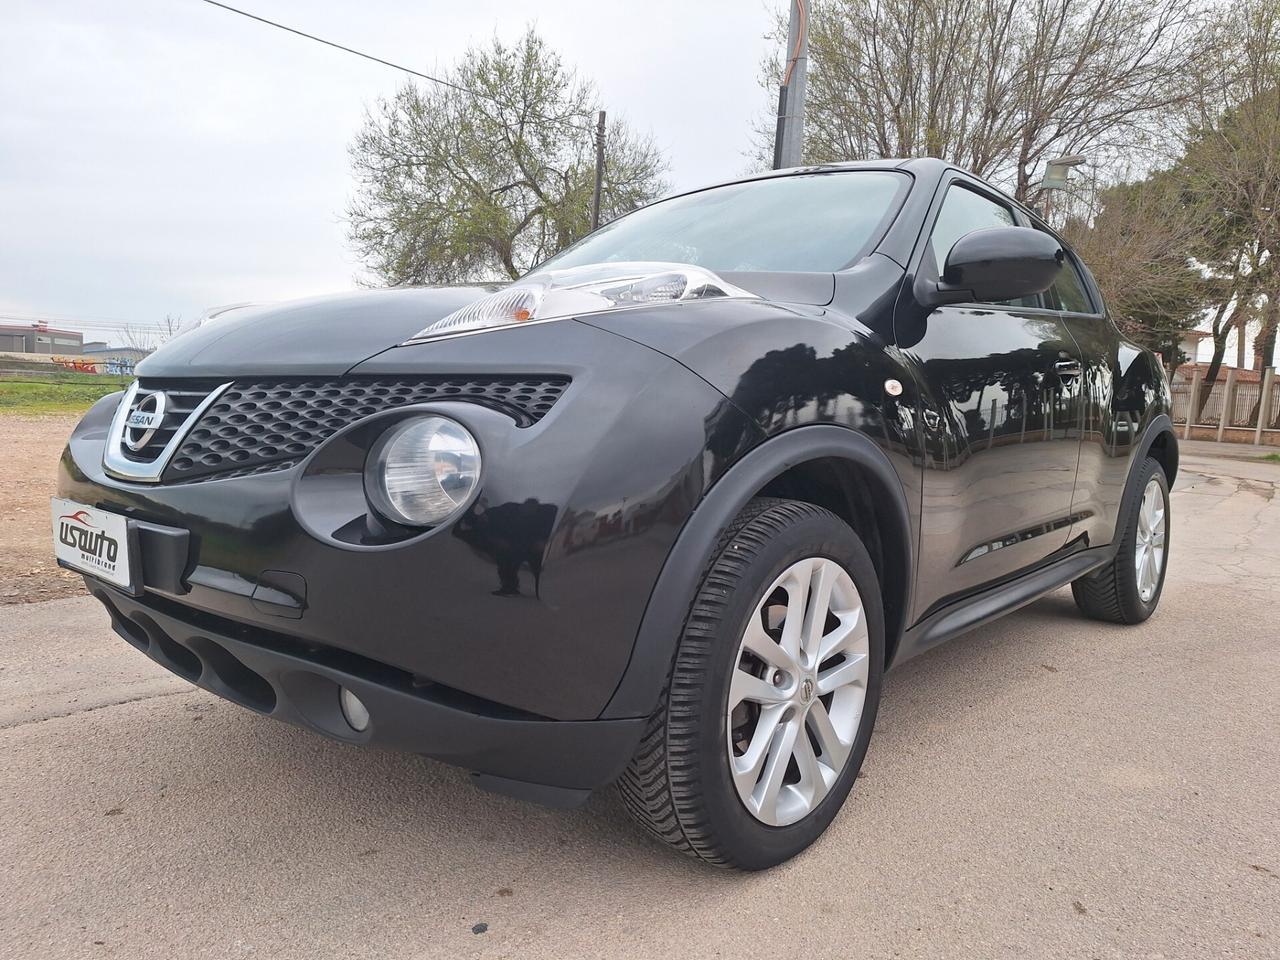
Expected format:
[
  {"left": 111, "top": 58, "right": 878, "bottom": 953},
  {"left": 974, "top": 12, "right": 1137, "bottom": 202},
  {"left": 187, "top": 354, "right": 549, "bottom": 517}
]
[
  {"left": 590, "top": 110, "right": 606, "bottom": 231},
  {"left": 773, "top": 0, "right": 809, "bottom": 169}
]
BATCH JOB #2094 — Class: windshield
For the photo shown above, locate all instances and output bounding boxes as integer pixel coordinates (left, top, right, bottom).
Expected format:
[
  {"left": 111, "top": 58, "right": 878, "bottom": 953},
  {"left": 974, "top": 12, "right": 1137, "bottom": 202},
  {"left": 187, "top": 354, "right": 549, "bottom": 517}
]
[{"left": 536, "top": 171, "right": 909, "bottom": 275}]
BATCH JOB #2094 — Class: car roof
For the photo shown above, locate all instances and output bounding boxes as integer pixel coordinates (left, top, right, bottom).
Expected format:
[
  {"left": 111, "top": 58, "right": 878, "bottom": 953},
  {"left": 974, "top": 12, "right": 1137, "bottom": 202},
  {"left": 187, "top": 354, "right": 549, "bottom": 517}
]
[
  {"left": 659, "top": 159, "right": 912, "bottom": 201},
  {"left": 665, "top": 158, "right": 1044, "bottom": 232},
  {"left": 655, "top": 156, "right": 1003, "bottom": 209}
]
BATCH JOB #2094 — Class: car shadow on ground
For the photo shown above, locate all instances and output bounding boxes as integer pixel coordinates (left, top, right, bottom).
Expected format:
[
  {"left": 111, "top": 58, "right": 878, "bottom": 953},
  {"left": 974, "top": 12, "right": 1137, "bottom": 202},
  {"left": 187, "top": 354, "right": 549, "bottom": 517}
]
[{"left": 149, "top": 587, "right": 1091, "bottom": 884}]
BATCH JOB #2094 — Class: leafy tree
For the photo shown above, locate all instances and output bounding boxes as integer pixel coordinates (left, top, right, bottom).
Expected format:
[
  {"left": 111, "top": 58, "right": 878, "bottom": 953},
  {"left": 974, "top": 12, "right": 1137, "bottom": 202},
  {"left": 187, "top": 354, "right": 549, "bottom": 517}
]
[
  {"left": 1061, "top": 173, "right": 1208, "bottom": 375},
  {"left": 1174, "top": 0, "right": 1280, "bottom": 413},
  {"left": 348, "top": 30, "right": 667, "bottom": 283}
]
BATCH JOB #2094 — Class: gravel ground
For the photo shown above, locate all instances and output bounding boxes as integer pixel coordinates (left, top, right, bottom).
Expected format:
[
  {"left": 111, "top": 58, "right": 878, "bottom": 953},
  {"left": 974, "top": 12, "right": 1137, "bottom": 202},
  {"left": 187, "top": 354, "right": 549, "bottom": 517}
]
[
  {"left": 0, "top": 413, "right": 84, "bottom": 603},
  {"left": 2, "top": 446, "right": 1277, "bottom": 959}
]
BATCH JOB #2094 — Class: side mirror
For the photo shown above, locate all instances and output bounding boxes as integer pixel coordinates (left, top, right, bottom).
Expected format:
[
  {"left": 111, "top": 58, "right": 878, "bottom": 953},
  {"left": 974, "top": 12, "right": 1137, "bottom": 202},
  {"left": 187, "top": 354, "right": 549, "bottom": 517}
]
[{"left": 918, "top": 226, "right": 1064, "bottom": 307}]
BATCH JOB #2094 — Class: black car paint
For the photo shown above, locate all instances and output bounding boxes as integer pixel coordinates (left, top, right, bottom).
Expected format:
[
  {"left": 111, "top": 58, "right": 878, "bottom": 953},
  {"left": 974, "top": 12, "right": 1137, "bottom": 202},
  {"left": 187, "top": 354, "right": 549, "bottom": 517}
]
[
  {"left": 58, "top": 157, "right": 1176, "bottom": 802},
  {"left": 62, "top": 320, "right": 760, "bottom": 722},
  {"left": 148, "top": 286, "right": 500, "bottom": 377}
]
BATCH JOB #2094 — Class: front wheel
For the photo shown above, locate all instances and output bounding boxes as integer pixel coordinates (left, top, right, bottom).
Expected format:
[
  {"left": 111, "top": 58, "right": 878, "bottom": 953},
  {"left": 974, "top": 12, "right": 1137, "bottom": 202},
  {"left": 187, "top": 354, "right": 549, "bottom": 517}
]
[
  {"left": 1072, "top": 457, "right": 1170, "bottom": 624},
  {"left": 619, "top": 498, "right": 884, "bottom": 870}
]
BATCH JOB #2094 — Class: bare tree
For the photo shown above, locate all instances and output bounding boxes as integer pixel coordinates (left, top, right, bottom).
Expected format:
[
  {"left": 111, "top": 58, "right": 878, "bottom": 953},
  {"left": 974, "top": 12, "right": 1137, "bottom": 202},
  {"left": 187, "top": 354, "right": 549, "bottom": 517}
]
[
  {"left": 120, "top": 314, "right": 183, "bottom": 354},
  {"left": 764, "top": 0, "right": 1208, "bottom": 202}
]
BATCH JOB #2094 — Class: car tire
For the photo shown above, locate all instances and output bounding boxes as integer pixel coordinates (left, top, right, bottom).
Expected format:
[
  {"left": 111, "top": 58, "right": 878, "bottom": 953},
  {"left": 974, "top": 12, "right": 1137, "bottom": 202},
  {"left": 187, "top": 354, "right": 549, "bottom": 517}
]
[
  {"left": 618, "top": 497, "right": 884, "bottom": 870},
  {"left": 1071, "top": 457, "right": 1170, "bottom": 624}
]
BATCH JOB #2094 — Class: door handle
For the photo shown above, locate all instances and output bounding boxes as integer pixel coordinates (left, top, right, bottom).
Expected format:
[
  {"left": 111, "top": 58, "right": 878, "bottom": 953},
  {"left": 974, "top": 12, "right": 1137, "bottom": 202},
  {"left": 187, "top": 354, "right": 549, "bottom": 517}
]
[{"left": 1055, "top": 360, "right": 1082, "bottom": 378}]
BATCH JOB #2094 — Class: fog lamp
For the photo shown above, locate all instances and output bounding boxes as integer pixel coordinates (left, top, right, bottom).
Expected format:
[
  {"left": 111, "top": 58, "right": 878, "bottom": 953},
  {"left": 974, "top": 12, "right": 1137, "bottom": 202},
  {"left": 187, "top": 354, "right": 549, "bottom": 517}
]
[{"left": 339, "top": 687, "right": 370, "bottom": 732}]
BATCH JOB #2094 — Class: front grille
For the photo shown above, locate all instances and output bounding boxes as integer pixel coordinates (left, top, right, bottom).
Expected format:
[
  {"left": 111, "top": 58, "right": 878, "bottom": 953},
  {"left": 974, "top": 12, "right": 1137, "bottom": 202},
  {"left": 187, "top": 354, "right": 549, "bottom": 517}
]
[
  {"left": 159, "top": 376, "right": 570, "bottom": 483},
  {"left": 122, "top": 381, "right": 224, "bottom": 463}
]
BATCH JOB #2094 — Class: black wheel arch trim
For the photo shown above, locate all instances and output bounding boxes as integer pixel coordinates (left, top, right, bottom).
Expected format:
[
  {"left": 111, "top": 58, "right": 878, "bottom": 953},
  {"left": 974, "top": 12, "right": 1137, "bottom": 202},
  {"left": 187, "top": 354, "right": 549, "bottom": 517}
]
[
  {"left": 1113, "top": 413, "right": 1178, "bottom": 554},
  {"left": 600, "top": 424, "right": 913, "bottom": 720}
]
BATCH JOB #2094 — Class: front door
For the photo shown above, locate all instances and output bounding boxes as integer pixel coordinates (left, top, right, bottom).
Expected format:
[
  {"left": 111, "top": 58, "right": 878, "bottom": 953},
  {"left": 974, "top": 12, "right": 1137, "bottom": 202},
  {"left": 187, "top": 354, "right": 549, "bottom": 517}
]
[{"left": 897, "top": 178, "right": 1084, "bottom": 620}]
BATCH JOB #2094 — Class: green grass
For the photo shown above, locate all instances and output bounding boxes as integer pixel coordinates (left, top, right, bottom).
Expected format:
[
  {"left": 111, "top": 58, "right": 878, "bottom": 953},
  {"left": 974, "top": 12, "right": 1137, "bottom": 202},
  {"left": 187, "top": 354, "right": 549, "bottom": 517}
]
[
  {"left": 1263, "top": 452, "right": 1280, "bottom": 463},
  {"left": 0, "top": 377, "right": 128, "bottom": 415}
]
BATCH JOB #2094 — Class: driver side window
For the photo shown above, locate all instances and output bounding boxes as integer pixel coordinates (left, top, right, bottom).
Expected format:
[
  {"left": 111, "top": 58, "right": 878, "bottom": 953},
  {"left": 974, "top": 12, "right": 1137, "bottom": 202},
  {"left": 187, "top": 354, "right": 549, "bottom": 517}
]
[
  {"left": 929, "top": 185, "right": 1036, "bottom": 308},
  {"left": 1042, "top": 250, "right": 1096, "bottom": 314}
]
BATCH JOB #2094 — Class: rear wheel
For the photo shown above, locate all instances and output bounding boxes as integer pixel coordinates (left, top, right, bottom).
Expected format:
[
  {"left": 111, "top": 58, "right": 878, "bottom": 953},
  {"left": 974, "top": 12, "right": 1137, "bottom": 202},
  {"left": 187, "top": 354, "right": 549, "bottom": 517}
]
[
  {"left": 619, "top": 498, "right": 884, "bottom": 870},
  {"left": 1072, "top": 457, "right": 1170, "bottom": 624}
]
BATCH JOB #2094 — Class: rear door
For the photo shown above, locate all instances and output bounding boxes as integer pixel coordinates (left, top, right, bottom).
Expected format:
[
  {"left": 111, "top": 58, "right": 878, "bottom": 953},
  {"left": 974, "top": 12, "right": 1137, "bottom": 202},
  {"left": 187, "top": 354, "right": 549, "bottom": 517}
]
[
  {"left": 896, "top": 176, "right": 1085, "bottom": 620},
  {"left": 1046, "top": 245, "right": 1133, "bottom": 550}
]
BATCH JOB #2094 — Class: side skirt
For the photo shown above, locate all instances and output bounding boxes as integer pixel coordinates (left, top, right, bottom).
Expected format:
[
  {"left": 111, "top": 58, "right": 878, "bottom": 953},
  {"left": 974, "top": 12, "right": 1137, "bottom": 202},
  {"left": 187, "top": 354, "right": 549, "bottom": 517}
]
[{"left": 890, "top": 545, "right": 1113, "bottom": 668}]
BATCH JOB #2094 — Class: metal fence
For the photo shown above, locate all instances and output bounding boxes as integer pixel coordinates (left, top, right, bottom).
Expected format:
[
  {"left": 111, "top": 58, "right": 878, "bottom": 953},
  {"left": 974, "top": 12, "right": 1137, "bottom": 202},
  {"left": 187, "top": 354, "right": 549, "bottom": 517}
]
[
  {"left": 1230, "top": 381, "right": 1259, "bottom": 427},
  {"left": 1170, "top": 381, "right": 1193, "bottom": 424},
  {"left": 1171, "top": 368, "right": 1280, "bottom": 437}
]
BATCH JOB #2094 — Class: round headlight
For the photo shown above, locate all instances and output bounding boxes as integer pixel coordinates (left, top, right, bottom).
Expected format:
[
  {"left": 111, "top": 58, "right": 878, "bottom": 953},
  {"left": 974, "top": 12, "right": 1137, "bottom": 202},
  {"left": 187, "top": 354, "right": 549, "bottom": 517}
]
[{"left": 365, "top": 416, "right": 481, "bottom": 527}]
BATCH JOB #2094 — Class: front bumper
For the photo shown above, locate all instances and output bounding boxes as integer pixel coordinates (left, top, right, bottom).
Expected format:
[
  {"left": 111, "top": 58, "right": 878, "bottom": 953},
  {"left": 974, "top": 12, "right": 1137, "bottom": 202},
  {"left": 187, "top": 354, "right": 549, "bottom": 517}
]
[
  {"left": 58, "top": 322, "right": 758, "bottom": 721},
  {"left": 57, "top": 320, "right": 764, "bottom": 798},
  {"left": 89, "top": 581, "right": 644, "bottom": 804}
]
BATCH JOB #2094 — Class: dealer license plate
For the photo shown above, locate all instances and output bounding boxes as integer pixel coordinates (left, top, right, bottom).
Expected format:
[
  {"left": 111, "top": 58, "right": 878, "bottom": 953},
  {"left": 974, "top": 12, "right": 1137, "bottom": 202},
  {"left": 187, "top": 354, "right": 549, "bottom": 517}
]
[{"left": 51, "top": 497, "right": 134, "bottom": 590}]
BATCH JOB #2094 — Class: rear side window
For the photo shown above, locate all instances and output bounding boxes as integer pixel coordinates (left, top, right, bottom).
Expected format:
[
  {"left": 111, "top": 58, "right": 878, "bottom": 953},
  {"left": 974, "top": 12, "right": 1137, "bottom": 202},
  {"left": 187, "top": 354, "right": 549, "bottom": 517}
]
[{"left": 1043, "top": 251, "right": 1096, "bottom": 313}]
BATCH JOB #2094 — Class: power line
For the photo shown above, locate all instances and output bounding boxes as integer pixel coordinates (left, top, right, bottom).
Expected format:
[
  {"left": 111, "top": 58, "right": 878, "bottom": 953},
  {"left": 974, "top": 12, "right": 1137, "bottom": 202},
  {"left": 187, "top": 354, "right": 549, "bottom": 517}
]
[
  {"left": 5, "top": 6, "right": 612, "bottom": 344},
  {"left": 1, "top": 314, "right": 136, "bottom": 326},
  {"left": 194, "top": 0, "right": 595, "bottom": 135},
  {"left": 0, "top": 308, "right": 135, "bottom": 325},
  {"left": 0, "top": 313, "right": 161, "bottom": 333}
]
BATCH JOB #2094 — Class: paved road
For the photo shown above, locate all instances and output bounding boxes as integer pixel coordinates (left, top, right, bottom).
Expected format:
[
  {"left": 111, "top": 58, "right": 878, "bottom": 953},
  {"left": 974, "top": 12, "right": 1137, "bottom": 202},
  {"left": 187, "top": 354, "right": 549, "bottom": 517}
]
[{"left": 3, "top": 451, "right": 1278, "bottom": 959}]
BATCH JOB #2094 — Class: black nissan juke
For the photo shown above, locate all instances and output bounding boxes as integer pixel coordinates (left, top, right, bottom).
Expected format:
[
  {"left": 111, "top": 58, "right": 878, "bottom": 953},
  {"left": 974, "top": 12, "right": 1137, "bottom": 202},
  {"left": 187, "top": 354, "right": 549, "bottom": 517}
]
[{"left": 54, "top": 158, "right": 1177, "bottom": 869}]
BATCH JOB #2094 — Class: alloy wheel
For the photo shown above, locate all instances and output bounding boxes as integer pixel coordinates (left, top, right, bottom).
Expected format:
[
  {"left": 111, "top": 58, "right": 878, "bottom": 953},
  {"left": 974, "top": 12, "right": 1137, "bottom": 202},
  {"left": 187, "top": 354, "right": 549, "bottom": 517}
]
[
  {"left": 726, "top": 557, "right": 870, "bottom": 826},
  {"left": 1134, "top": 477, "right": 1167, "bottom": 603}
]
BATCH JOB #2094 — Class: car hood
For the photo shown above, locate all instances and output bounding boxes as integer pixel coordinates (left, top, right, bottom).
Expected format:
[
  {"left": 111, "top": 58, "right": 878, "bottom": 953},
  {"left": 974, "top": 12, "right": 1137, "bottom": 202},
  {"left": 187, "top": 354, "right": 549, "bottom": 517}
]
[{"left": 136, "top": 286, "right": 495, "bottom": 379}]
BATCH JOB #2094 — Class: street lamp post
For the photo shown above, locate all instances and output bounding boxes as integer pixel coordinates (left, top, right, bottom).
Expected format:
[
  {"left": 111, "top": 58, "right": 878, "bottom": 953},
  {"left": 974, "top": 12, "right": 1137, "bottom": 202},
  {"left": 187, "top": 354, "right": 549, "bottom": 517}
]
[{"left": 1040, "top": 155, "right": 1087, "bottom": 222}]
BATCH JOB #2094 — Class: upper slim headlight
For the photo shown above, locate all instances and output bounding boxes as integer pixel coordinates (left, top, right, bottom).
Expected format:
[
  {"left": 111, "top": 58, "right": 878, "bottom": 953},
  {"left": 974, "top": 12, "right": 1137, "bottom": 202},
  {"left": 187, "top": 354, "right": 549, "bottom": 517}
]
[
  {"left": 365, "top": 416, "right": 481, "bottom": 527},
  {"left": 405, "top": 261, "right": 757, "bottom": 342}
]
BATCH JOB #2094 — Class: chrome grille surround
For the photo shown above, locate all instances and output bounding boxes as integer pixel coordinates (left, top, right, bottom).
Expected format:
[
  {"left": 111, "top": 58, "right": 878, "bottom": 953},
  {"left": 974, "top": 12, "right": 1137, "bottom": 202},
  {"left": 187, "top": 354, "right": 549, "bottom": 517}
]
[{"left": 102, "top": 381, "right": 233, "bottom": 483}]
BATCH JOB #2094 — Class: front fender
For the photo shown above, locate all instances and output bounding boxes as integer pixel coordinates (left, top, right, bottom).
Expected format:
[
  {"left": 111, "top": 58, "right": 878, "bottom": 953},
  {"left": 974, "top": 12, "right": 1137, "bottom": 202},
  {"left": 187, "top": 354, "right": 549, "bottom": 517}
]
[{"left": 601, "top": 424, "right": 913, "bottom": 719}]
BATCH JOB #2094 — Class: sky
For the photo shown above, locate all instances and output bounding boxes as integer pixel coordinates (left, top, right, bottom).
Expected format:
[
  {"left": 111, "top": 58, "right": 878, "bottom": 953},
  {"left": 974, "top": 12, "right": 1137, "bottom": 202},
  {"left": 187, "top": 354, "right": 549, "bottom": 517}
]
[{"left": 0, "top": 0, "right": 780, "bottom": 343}]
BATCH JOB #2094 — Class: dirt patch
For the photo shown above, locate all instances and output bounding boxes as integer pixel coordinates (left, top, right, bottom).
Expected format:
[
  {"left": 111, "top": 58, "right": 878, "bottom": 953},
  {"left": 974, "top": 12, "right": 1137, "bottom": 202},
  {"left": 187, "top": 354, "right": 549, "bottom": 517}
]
[{"left": 0, "top": 414, "right": 87, "bottom": 603}]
